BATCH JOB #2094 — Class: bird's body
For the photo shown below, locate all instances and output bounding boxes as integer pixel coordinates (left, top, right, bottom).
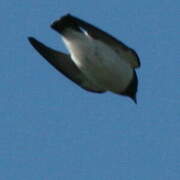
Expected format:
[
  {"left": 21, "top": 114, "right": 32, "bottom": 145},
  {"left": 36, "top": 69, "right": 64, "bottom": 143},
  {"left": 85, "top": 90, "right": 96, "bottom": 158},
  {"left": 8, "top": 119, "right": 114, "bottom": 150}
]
[
  {"left": 62, "top": 29, "right": 133, "bottom": 93},
  {"left": 28, "top": 14, "right": 140, "bottom": 103}
]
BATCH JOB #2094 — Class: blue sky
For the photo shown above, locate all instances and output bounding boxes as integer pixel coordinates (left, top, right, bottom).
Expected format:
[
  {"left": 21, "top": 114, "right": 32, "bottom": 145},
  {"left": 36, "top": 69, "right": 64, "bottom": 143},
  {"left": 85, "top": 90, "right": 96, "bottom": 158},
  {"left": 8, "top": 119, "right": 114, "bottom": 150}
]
[{"left": 1, "top": 0, "right": 180, "bottom": 179}]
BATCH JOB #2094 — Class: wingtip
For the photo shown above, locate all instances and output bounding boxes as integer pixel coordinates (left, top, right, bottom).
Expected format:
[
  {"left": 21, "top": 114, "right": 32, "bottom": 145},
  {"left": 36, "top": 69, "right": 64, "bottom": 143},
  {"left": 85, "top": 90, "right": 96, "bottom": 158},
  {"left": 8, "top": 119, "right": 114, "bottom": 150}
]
[
  {"left": 28, "top": 36, "right": 36, "bottom": 44},
  {"left": 28, "top": 36, "right": 33, "bottom": 40},
  {"left": 64, "top": 13, "right": 72, "bottom": 17},
  {"left": 129, "top": 94, "right": 137, "bottom": 104},
  {"left": 51, "top": 13, "right": 76, "bottom": 32},
  {"left": 27, "top": 37, "right": 46, "bottom": 53},
  {"left": 60, "top": 13, "right": 73, "bottom": 20}
]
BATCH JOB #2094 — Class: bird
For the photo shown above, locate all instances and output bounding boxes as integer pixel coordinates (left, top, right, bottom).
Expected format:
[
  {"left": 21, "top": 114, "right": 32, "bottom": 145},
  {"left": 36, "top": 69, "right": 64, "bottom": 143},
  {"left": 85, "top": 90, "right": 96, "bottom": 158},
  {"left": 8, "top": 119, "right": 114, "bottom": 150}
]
[{"left": 28, "top": 14, "right": 140, "bottom": 103}]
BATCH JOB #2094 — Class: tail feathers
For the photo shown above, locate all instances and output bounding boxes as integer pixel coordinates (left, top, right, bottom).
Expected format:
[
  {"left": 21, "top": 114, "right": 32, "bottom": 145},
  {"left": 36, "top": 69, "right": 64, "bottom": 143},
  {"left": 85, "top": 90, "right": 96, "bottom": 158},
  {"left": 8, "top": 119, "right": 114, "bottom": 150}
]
[{"left": 51, "top": 14, "right": 82, "bottom": 34}]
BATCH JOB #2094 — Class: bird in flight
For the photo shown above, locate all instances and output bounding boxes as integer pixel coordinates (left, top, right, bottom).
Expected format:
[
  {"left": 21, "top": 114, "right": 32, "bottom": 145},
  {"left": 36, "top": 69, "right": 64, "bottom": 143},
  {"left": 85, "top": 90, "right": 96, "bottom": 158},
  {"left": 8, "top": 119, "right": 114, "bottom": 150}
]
[{"left": 28, "top": 14, "right": 140, "bottom": 103}]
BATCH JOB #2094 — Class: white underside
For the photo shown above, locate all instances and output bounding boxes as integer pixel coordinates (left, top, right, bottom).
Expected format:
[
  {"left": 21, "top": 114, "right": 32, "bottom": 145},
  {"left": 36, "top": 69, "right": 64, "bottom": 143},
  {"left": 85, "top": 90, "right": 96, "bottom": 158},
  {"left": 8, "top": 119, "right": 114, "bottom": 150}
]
[{"left": 62, "top": 29, "right": 133, "bottom": 93}]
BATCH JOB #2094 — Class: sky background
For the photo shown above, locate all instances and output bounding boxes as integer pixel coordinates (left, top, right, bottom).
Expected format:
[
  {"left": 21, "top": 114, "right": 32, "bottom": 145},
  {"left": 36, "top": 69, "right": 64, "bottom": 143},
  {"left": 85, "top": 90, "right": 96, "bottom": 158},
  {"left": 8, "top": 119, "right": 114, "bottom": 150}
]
[{"left": 0, "top": 0, "right": 180, "bottom": 179}]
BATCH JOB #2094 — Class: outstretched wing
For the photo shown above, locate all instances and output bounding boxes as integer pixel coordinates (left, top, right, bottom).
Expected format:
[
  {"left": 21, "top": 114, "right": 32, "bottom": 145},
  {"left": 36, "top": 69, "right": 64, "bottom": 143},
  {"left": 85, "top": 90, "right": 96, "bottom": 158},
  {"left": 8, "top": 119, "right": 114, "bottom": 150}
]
[
  {"left": 53, "top": 14, "right": 140, "bottom": 68},
  {"left": 28, "top": 37, "right": 105, "bottom": 93}
]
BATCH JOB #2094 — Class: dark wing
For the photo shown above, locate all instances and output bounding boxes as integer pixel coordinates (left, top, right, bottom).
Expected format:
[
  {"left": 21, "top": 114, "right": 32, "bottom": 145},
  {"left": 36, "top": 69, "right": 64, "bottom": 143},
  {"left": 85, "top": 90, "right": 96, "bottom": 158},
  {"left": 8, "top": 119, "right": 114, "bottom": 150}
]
[
  {"left": 28, "top": 37, "right": 105, "bottom": 93},
  {"left": 54, "top": 14, "right": 140, "bottom": 68}
]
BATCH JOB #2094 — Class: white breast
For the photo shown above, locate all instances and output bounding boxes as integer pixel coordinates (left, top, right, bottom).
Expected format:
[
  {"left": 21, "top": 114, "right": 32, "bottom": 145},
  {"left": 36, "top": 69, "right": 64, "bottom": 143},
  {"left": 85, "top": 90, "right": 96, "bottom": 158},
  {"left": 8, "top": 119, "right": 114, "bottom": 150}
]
[{"left": 62, "top": 29, "right": 133, "bottom": 93}]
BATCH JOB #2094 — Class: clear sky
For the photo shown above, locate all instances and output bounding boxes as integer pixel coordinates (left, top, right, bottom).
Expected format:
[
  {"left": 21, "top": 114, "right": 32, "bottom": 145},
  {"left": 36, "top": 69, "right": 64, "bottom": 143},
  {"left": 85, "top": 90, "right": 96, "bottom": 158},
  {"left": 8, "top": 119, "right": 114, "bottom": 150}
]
[{"left": 1, "top": 0, "right": 179, "bottom": 179}]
